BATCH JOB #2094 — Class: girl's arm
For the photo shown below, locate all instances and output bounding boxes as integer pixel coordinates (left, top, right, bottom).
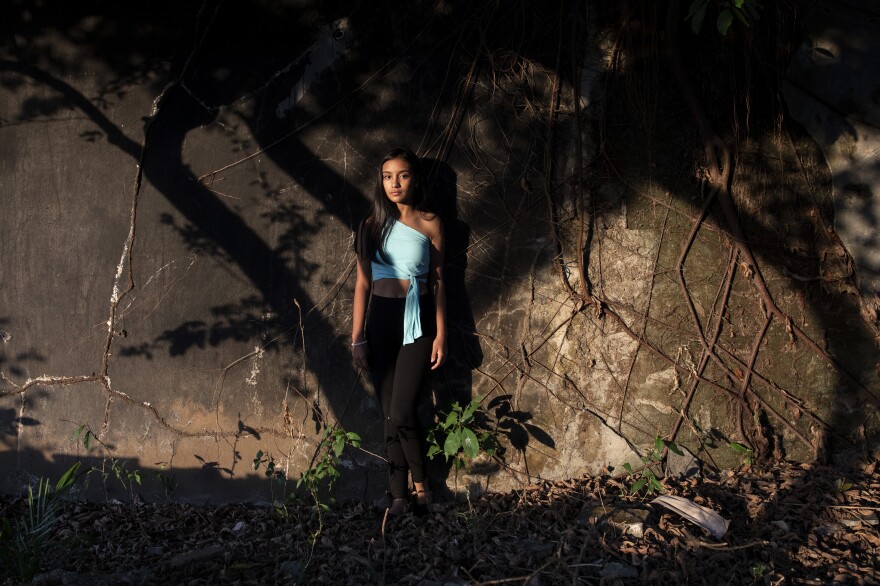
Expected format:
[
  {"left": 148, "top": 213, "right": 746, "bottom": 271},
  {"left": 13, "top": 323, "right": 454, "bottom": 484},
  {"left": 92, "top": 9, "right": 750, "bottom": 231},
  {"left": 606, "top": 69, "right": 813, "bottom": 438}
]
[
  {"left": 429, "top": 221, "right": 447, "bottom": 370},
  {"left": 352, "top": 230, "right": 372, "bottom": 370}
]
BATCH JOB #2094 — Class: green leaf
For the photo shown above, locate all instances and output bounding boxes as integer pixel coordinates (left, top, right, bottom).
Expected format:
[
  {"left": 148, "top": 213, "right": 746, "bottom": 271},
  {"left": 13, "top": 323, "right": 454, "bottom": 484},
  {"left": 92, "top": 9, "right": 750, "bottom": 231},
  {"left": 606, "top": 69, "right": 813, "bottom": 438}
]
[
  {"left": 631, "top": 478, "right": 647, "bottom": 494},
  {"left": 462, "top": 428, "right": 480, "bottom": 459},
  {"left": 56, "top": 462, "right": 81, "bottom": 491},
  {"left": 444, "top": 410, "right": 460, "bottom": 428},
  {"left": 444, "top": 431, "right": 462, "bottom": 459},
  {"left": 654, "top": 436, "right": 665, "bottom": 454},
  {"left": 623, "top": 462, "right": 633, "bottom": 474},
  {"left": 732, "top": 6, "right": 750, "bottom": 26},
  {"left": 733, "top": 0, "right": 744, "bottom": 7},
  {"left": 717, "top": 9, "right": 734, "bottom": 35},
  {"left": 691, "top": 3, "right": 707, "bottom": 34},
  {"left": 685, "top": 0, "right": 705, "bottom": 19},
  {"left": 346, "top": 432, "right": 361, "bottom": 447},
  {"left": 743, "top": 1, "right": 760, "bottom": 20},
  {"left": 730, "top": 441, "right": 752, "bottom": 453},
  {"left": 427, "top": 444, "right": 440, "bottom": 459},
  {"left": 665, "top": 440, "right": 684, "bottom": 457},
  {"left": 650, "top": 478, "right": 664, "bottom": 493},
  {"left": 461, "top": 400, "right": 479, "bottom": 423},
  {"left": 332, "top": 436, "right": 344, "bottom": 457}
]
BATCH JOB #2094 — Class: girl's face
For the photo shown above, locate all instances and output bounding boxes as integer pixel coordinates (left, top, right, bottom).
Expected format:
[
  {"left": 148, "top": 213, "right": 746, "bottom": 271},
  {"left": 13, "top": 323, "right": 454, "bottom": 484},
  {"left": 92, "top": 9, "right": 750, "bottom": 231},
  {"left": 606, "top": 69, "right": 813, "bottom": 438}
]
[{"left": 382, "top": 157, "right": 416, "bottom": 206}]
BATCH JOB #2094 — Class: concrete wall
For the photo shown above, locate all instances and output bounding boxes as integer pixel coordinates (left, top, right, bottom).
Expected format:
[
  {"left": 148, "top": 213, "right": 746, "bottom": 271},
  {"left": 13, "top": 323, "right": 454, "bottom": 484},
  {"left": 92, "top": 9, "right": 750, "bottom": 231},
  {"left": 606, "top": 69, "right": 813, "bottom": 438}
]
[
  {"left": 783, "top": 0, "right": 880, "bottom": 322},
  {"left": 1, "top": 1, "right": 877, "bottom": 504}
]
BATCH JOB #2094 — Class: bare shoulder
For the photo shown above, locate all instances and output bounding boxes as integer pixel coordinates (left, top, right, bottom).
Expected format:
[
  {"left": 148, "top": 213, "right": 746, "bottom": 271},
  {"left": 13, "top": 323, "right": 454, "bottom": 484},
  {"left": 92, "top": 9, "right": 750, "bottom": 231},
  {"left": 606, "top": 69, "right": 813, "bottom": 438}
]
[{"left": 417, "top": 211, "right": 443, "bottom": 240}]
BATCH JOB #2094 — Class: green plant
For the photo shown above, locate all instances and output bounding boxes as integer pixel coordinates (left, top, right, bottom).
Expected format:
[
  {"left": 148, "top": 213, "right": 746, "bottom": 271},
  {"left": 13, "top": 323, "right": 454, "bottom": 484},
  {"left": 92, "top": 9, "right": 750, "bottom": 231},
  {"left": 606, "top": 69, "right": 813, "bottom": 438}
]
[
  {"left": 729, "top": 441, "right": 754, "bottom": 466},
  {"left": 0, "top": 462, "right": 82, "bottom": 581},
  {"left": 74, "top": 423, "right": 142, "bottom": 501},
  {"left": 686, "top": 0, "right": 762, "bottom": 36},
  {"left": 253, "top": 449, "right": 292, "bottom": 513},
  {"left": 834, "top": 478, "right": 854, "bottom": 493},
  {"left": 427, "top": 396, "right": 499, "bottom": 470},
  {"left": 622, "top": 461, "right": 663, "bottom": 495},
  {"left": 155, "top": 469, "right": 178, "bottom": 502},
  {"left": 253, "top": 450, "right": 287, "bottom": 483},
  {"left": 750, "top": 562, "right": 768, "bottom": 578},
  {"left": 253, "top": 426, "right": 361, "bottom": 511},
  {"left": 298, "top": 428, "right": 361, "bottom": 497},
  {"left": 622, "top": 436, "right": 683, "bottom": 496},
  {"left": 254, "top": 426, "right": 361, "bottom": 583}
]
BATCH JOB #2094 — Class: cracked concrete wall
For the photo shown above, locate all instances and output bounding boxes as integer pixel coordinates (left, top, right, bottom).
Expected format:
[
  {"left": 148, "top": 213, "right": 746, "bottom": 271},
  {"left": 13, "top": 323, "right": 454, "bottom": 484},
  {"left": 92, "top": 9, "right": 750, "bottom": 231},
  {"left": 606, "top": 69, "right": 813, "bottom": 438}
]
[
  {"left": 2, "top": 1, "right": 878, "bottom": 505},
  {"left": 0, "top": 2, "right": 384, "bottom": 503},
  {"left": 783, "top": 0, "right": 880, "bottom": 322}
]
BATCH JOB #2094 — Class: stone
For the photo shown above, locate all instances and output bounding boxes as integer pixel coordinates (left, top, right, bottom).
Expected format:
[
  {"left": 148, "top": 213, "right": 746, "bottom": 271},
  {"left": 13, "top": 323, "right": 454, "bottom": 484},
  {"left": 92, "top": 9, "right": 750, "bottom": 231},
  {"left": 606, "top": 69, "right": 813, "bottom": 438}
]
[
  {"left": 600, "top": 562, "right": 639, "bottom": 579},
  {"left": 279, "top": 560, "right": 303, "bottom": 580},
  {"left": 841, "top": 511, "right": 878, "bottom": 528},
  {"left": 585, "top": 506, "right": 649, "bottom": 538},
  {"left": 771, "top": 520, "right": 790, "bottom": 533},
  {"left": 666, "top": 446, "right": 700, "bottom": 478},
  {"left": 784, "top": 1, "right": 880, "bottom": 298},
  {"left": 513, "top": 538, "right": 554, "bottom": 560},
  {"left": 817, "top": 523, "right": 844, "bottom": 537},
  {"left": 169, "top": 545, "right": 225, "bottom": 568}
]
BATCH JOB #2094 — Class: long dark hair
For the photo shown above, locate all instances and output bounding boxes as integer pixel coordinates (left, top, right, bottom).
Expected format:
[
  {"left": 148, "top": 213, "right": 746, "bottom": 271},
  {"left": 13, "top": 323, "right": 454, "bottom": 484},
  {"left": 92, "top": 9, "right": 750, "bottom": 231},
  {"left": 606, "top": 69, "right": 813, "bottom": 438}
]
[{"left": 356, "top": 147, "right": 431, "bottom": 261}]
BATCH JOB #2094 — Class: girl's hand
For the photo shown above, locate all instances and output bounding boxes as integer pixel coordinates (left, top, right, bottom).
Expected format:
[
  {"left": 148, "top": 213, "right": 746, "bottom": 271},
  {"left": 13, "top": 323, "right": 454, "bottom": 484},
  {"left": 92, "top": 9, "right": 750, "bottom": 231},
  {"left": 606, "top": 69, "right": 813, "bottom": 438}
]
[
  {"left": 430, "top": 337, "right": 447, "bottom": 370},
  {"left": 352, "top": 342, "right": 369, "bottom": 370}
]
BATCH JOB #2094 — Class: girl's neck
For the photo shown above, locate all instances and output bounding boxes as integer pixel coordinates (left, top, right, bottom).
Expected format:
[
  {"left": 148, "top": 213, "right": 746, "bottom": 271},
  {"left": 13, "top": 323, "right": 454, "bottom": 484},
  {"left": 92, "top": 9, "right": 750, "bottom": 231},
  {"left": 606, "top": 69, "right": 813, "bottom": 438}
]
[{"left": 395, "top": 203, "right": 417, "bottom": 221}]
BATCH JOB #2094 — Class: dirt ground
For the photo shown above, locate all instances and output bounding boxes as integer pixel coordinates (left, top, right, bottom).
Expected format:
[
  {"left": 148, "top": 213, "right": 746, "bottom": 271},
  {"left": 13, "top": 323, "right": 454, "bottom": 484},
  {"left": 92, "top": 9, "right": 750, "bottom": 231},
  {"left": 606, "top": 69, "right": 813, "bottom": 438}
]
[{"left": 3, "top": 462, "right": 878, "bottom": 585}]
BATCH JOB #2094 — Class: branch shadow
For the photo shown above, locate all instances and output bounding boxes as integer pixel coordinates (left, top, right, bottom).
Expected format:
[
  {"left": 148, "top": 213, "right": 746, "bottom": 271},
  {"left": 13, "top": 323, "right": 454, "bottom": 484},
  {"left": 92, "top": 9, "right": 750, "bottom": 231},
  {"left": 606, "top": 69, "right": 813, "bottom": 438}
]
[{"left": 595, "top": 2, "right": 879, "bottom": 578}]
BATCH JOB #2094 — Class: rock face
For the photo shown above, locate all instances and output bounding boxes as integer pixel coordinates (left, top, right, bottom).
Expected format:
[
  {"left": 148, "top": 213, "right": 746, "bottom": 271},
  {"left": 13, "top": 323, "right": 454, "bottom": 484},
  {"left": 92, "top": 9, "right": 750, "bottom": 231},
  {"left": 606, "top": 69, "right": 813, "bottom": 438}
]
[
  {"left": 783, "top": 0, "right": 880, "bottom": 322},
  {"left": 1, "top": 2, "right": 877, "bottom": 503}
]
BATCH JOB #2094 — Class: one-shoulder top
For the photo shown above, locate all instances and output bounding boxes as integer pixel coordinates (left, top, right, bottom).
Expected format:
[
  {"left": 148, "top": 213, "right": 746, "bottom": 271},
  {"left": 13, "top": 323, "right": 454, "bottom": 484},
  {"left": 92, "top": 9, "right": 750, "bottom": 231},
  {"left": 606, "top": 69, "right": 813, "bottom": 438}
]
[{"left": 371, "top": 219, "right": 431, "bottom": 345}]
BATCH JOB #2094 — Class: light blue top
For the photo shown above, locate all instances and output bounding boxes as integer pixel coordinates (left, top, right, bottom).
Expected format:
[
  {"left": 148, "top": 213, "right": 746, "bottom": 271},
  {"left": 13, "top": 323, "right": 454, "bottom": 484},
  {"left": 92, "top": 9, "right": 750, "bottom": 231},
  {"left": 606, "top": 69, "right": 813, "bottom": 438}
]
[{"left": 371, "top": 219, "right": 431, "bottom": 344}]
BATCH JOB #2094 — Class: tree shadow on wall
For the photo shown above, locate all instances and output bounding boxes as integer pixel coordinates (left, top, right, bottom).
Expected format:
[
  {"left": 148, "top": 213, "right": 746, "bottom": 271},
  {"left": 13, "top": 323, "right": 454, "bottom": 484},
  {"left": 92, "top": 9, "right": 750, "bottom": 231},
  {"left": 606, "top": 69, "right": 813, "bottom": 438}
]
[
  {"left": 595, "top": 0, "right": 880, "bottom": 457},
  {"left": 424, "top": 157, "right": 483, "bottom": 405},
  {"left": 0, "top": 320, "right": 47, "bottom": 447},
  {"left": 0, "top": 321, "right": 46, "bottom": 381},
  {"left": 0, "top": 0, "right": 587, "bottom": 496},
  {"left": 414, "top": 159, "right": 558, "bottom": 495},
  {"left": 0, "top": 408, "right": 40, "bottom": 450},
  {"left": 4, "top": 0, "right": 868, "bottom": 501},
  {"left": 0, "top": 23, "right": 376, "bottom": 483},
  {"left": 596, "top": 1, "right": 879, "bottom": 574}
]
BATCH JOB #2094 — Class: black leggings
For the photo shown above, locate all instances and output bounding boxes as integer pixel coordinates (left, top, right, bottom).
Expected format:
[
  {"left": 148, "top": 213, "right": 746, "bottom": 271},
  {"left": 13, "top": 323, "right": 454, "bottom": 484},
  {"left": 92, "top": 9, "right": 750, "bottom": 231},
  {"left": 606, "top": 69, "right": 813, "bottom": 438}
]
[{"left": 367, "top": 293, "right": 435, "bottom": 499}]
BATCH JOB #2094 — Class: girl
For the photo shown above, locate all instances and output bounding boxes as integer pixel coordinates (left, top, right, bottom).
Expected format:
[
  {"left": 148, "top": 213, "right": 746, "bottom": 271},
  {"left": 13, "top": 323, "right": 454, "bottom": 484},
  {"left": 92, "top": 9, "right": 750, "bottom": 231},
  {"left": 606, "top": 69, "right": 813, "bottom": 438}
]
[{"left": 352, "top": 148, "right": 447, "bottom": 516}]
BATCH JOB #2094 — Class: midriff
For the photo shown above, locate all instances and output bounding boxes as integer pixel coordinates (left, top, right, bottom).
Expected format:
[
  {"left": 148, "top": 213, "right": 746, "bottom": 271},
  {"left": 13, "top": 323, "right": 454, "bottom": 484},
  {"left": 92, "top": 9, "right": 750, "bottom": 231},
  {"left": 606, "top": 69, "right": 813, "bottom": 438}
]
[{"left": 372, "top": 276, "right": 428, "bottom": 298}]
